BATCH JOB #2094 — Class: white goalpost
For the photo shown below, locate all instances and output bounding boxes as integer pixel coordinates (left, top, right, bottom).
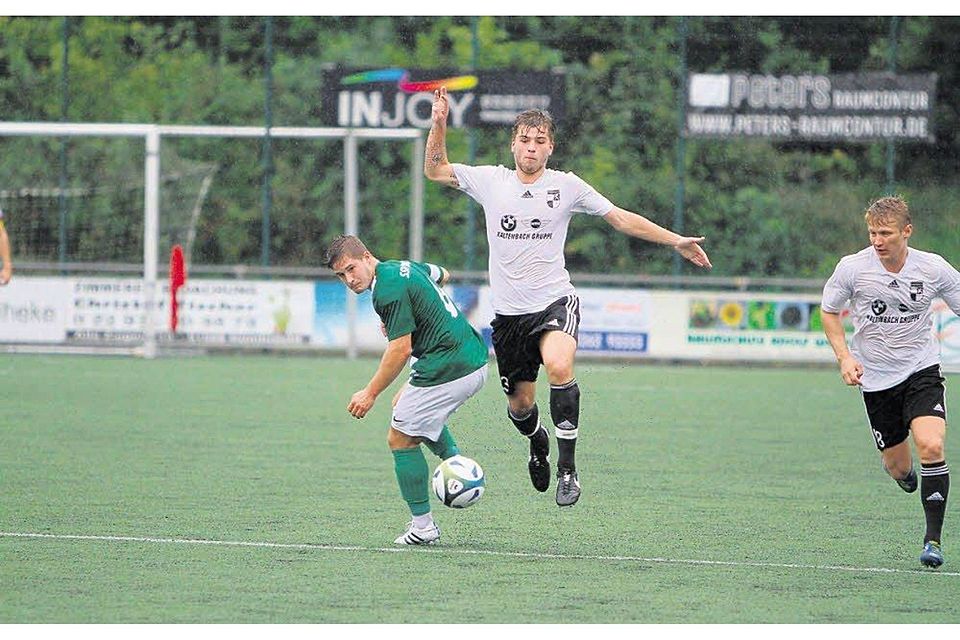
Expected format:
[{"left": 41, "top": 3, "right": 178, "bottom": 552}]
[{"left": 0, "top": 121, "right": 425, "bottom": 358}]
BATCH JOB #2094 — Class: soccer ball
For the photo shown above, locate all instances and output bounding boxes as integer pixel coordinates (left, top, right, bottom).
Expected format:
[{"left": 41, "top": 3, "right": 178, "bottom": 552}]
[{"left": 432, "top": 455, "right": 485, "bottom": 509}]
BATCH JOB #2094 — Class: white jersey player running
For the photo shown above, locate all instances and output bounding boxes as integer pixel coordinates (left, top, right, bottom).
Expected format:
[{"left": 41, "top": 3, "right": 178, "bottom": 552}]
[
  {"left": 425, "top": 86, "right": 712, "bottom": 507},
  {"left": 821, "top": 196, "right": 960, "bottom": 569}
]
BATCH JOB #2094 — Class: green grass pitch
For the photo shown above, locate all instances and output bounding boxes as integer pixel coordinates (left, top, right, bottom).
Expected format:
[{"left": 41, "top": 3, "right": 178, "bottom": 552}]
[{"left": 1, "top": 354, "right": 958, "bottom": 623}]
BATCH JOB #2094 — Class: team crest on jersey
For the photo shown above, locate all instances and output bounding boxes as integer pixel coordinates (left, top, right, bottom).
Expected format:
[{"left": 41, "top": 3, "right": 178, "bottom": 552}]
[
  {"left": 871, "top": 299, "right": 887, "bottom": 315},
  {"left": 547, "top": 189, "right": 560, "bottom": 208},
  {"left": 909, "top": 281, "right": 924, "bottom": 301}
]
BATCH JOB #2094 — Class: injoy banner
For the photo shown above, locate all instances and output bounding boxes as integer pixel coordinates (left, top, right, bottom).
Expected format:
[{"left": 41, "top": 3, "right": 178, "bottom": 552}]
[{"left": 319, "top": 66, "right": 566, "bottom": 129}]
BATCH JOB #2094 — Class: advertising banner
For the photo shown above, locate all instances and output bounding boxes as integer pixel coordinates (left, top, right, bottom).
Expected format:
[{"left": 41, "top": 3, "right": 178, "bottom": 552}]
[
  {"left": 644, "top": 290, "right": 960, "bottom": 370},
  {"left": 4, "top": 277, "right": 957, "bottom": 372},
  {"left": 67, "top": 278, "right": 314, "bottom": 345},
  {"left": 163, "top": 280, "right": 314, "bottom": 345},
  {"left": 320, "top": 66, "right": 565, "bottom": 128},
  {"left": 68, "top": 279, "right": 149, "bottom": 343},
  {"left": 0, "top": 277, "right": 69, "bottom": 342},
  {"left": 576, "top": 287, "right": 652, "bottom": 355},
  {"left": 686, "top": 72, "right": 937, "bottom": 143},
  {"left": 653, "top": 291, "right": 840, "bottom": 361}
]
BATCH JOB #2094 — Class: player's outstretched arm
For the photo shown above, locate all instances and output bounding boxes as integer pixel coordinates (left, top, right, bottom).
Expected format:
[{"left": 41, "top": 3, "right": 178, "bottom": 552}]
[
  {"left": 602, "top": 206, "right": 712, "bottom": 269},
  {"left": 0, "top": 221, "right": 12, "bottom": 285},
  {"left": 348, "top": 334, "right": 413, "bottom": 419},
  {"left": 424, "top": 87, "right": 460, "bottom": 188},
  {"left": 821, "top": 309, "right": 862, "bottom": 386}
]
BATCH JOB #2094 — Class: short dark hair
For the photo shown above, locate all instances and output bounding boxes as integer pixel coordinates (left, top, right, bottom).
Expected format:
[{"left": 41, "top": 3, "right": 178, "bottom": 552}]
[
  {"left": 324, "top": 234, "right": 368, "bottom": 268},
  {"left": 864, "top": 196, "right": 911, "bottom": 229},
  {"left": 512, "top": 109, "right": 555, "bottom": 141}
]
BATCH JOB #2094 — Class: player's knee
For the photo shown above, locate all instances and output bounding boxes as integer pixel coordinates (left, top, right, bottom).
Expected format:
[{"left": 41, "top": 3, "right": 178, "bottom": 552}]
[
  {"left": 387, "top": 427, "right": 418, "bottom": 451},
  {"left": 883, "top": 457, "right": 912, "bottom": 478},
  {"left": 915, "top": 437, "right": 945, "bottom": 463},
  {"left": 507, "top": 393, "right": 535, "bottom": 416},
  {"left": 542, "top": 356, "right": 574, "bottom": 385},
  {"left": 881, "top": 444, "right": 912, "bottom": 476},
  {"left": 386, "top": 429, "right": 401, "bottom": 449}
]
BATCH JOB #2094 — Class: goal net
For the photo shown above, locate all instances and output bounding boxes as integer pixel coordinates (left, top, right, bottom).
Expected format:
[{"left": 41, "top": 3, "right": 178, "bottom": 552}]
[{"left": 0, "top": 123, "right": 424, "bottom": 357}]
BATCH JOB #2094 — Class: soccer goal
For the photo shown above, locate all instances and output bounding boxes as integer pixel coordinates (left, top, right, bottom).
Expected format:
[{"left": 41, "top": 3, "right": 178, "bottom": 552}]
[{"left": 0, "top": 122, "right": 424, "bottom": 358}]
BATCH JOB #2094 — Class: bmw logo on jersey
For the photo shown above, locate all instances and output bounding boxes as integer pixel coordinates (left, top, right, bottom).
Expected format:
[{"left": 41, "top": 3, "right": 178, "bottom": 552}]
[{"left": 496, "top": 214, "right": 555, "bottom": 241}]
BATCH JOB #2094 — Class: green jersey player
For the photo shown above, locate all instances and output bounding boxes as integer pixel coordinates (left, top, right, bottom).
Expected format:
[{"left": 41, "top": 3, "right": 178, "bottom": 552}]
[{"left": 325, "top": 235, "right": 488, "bottom": 545}]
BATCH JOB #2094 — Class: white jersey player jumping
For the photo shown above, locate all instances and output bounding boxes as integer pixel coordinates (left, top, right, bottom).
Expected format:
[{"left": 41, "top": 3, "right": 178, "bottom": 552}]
[
  {"left": 425, "top": 86, "right": 712, "bottom": 507},
  {"left": 821, "top": 195, "right": 960, "bottom": 568}
]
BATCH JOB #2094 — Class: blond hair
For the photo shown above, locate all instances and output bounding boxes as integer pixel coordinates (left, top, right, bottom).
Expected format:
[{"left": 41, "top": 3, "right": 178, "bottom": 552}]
[
  {"left": 512, "top": 109, "right": 555, "bottom": 141},
  {"left": 324, "top": 235, "right": 368, "bottom": 268},
  {"left": 864, "top": 196, "right": 912, "bottom": 229}
]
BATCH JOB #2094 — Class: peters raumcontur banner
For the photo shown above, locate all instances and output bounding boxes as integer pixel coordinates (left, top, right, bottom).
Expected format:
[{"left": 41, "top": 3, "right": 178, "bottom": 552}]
[
  {"left": 686, "top": 72, "right": 937, "bottom": 143},
  {"left": 320, "top": 66, "right": 566, "bottom": 129}
]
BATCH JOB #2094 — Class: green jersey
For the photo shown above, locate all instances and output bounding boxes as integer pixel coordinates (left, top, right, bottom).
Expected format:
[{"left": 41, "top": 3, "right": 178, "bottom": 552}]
[{"left": 372, "top": 260, "right": 488, "bottom": 387}]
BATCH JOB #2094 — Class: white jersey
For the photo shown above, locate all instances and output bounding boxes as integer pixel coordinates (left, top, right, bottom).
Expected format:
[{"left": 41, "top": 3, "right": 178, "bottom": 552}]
[
  {"left": 452, "top": 164, "right": 614, "bottom": 315},
  {"left": 821, "top": 246, "right": 960, "bottom": 391}
]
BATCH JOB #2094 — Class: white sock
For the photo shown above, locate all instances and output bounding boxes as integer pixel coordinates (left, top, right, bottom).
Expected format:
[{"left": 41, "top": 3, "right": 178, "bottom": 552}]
[{"left": 413, "top": 513, "right": 434, "bottom": 529}]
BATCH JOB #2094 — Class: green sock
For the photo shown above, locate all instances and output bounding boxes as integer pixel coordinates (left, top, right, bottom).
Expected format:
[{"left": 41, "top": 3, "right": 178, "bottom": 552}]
[
  {"left": 423, "top": 425, "right": 460, "bottom": 460},
  {"left": 392, "top": 446, "right": 431, "bottom": 516}
]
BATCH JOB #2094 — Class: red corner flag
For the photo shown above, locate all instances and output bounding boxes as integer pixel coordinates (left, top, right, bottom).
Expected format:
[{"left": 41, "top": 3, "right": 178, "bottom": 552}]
[{"left": 169, "top": 244, "right": 186, "bottom": 333}]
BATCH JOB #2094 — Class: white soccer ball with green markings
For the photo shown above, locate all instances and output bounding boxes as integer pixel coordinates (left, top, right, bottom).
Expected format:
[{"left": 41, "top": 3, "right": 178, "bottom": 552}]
[{"left": 432, "top": 455, "right": 485, "bottom": 509}]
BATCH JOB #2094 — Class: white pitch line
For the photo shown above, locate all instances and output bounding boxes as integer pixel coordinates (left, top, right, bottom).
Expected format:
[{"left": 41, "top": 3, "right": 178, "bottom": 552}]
[{"left": 2, "top": 530, "right": 959, "bottom": 577}]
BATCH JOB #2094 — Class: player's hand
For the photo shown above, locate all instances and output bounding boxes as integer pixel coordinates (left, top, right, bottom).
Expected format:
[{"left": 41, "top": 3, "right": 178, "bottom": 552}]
[
  {"left": 348, "top": 388, "right": 377, "bottom": 419},
  {"left": 674, "top": 237, "right": 712, "bottom": 269},
  {"left": 838, "top": 354, "right": 864, "bottom": 386},
  {"left": 0, "top": 265, "right": 10, "bottom": 285},
  {"left": 432, "top": 87, "right": 449, "bottom": 125}
]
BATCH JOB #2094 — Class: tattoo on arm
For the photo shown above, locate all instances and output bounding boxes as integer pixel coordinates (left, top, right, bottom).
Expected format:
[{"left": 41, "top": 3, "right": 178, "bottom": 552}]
[
  {"left": 426, "top": 129, "right": 447, "bottom": 164},
  {"left": 425, "top": 125, "right": 459, "bottom": 186}
]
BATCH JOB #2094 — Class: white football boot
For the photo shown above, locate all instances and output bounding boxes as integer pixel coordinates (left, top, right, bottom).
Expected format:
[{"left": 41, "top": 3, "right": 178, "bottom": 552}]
[{"left": 394, "top": 521, "right": 441, "bottom": 545}]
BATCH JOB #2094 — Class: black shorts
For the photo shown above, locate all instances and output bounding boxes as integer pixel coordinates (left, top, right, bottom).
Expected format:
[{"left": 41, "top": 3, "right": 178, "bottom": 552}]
[
  {"left": 490, "top": 295, "right": 580, "bottom": 395},
  {"left": 861, "top": 364, "right": 947, "bottom": 451}
]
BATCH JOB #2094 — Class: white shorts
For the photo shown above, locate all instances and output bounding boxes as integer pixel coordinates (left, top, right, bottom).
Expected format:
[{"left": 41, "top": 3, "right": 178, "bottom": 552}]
[{"left": 390, "top": 365, "right": 488, "bottom": 441}]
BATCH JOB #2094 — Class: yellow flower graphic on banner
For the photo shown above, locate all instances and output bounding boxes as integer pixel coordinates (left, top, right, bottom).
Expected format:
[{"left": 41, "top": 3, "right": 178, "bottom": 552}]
[{"left": 719, "top": 301, "right": 745, "bottom": 329}]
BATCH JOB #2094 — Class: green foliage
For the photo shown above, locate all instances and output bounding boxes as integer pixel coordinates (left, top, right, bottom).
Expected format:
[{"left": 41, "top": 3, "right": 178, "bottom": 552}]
[{"left": 1, "top": 16, "right": 958, "bottom": 277}]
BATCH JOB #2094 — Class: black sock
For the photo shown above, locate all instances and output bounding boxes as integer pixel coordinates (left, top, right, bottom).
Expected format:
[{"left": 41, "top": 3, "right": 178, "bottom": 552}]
[
  {"left": 920, "top": 460, "right": 950, "bottom": 544},
  {"left": 508, "top": 404, "right": 548, "bottom": 453},
  {"left": 551, "top": 379, "right": 580, "bottom": 472}
]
